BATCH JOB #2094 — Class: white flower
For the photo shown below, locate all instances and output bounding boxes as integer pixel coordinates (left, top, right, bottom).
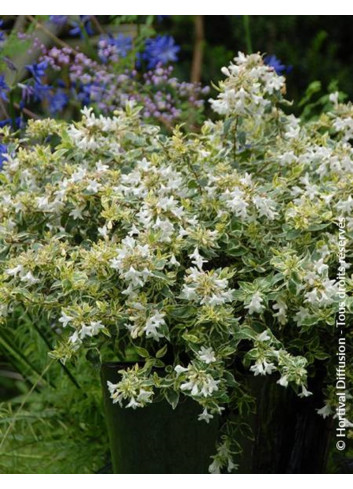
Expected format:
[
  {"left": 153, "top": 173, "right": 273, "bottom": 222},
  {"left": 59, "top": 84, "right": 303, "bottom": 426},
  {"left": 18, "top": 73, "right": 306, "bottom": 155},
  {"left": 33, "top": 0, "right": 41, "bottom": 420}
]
[
  {"left": 69, "top": 330, "right": 81, "bottom": 344},
  {"left": 152, "top": 217, "right": 174, "bottom": 242},
  {"left": 126, "top": 398, "right": 140, "bottom": 409},
  {"left": 299, "top": 385, "right": 313, "bottom": 398},
  {"left": 169, "top": 254, "right": 180, "bottom": 266},
  {"left": 90, "top": 320, "right": 105, "bottom": 335},
  {"left": 174, "top": 365, "right": 188, "bottom": 375},
  {"left": 36, "top": 196, "right": 50, "bottom": 211},
  {"left": 198, "top": 408, "right": 214, "bottom": 423},
  {"left": 257, "top": 331, "right": 271, "bottom": 342},
  {"left": 59, "top": 311, "right": 73, "bottom": 328},
  {"left": 250, "top": 360, "right": 276, "bottom": 376},
  {"left": 273, "top": 300, "right": 288, "bottom": 325},
  {"left": 245, "top": 292, "right": 264, "bottom": 315},
  {"left": 136, "top": 388, "right": 154, "bottom": 404},
  {"left": 278, "top": 151, "right": 298, "bottom": 166},
  {"left": 86, "top": 179, "right": 101, "bottom": 193},
  {"left": 190, "top": 247, "right": 208, "bottom": 270},
  {"left": 71, "top": 167, "right": 87, "bottom": 182},
  {"left": 277, "top": 375, "right": 289, "bottom": 387},
  {"left": 313, "top": 258, "right": 328, "bottom": 275},
  {"left": 180, "top": 367, "right": 220, "bottom": 397},
  {"left": 181, "top": 268, "right": 235, "bottom": 306},
  {"left": 79, "top": 323, "right": 93, "bottom": 339},
  {"left": 253, "top": 195, "right": 278, "bottom": 220},
  {"left": 336, "top": 196, "right": 353, "bottom": 214},
  {"left": 143, "top": 311, "right": 166, "bottom": 341},
  {"left": 69, "top": 206, "right": 85, "bottom": 220},
  {"left": 21, "top": 271, "right": 40, "bottom": 285},
  {"left": 124, "top": 266, "right": 145, "bottom": 287},
  {"left": 6, "top": 264, "right": 24, "bottom": 277},
  {"left": 98, "top": 224, "right": 109, "bottom": 239},
  {"left": 222, "top": 188, "right": 249, "bottom": 218},
  {"left": 198, "top": 347, "right": 216, "bottom": 364},
  {"left": 96, "top": 160, "right": 109, "bottom": 173},
  {"left": 329, "top": 91, "right": 339, "bottom": 105},
  {"left": 294, "top": 308, "right": 310, "bottom": 328},
  {"left": 208, "top": 458, "right": 222, "bottom": 474},
  {"left": 317, "top": 403, "right": 333, "bottom": 419}
]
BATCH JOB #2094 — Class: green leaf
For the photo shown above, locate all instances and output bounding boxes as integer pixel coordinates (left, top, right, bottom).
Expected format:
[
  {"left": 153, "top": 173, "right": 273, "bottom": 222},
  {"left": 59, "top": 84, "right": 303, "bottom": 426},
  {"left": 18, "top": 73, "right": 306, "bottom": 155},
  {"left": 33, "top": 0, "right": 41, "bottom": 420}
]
[
  {"left": 165, "top": 389, "right": 180, "bottom": 409},
  {"left": 155, "top": 344, "right": 168, "bottom": 359},
  {"left": 182, "top": 333, "right": 201, "bottom": 344},
  {"left": 233, "top": 327, "right": 257, "bottom": 341},
  {"left": 134, "top": 346, "right": 150, "bottom": 358}
]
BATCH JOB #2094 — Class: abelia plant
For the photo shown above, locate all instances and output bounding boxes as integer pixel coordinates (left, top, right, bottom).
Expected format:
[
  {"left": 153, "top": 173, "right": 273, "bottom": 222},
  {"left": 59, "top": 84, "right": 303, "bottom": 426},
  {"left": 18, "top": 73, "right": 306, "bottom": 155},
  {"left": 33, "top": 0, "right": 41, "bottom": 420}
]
[{"left": 0, "top": 53, "right": 352, "bottom": 472}]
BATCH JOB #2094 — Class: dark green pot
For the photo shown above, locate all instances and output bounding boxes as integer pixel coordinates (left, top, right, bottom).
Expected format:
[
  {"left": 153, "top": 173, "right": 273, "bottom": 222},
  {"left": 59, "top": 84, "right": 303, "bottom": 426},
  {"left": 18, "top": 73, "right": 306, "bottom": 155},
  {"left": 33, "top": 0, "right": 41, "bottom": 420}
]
[{"left": 101, "top": 362, "right": 219, "bottom": 474}]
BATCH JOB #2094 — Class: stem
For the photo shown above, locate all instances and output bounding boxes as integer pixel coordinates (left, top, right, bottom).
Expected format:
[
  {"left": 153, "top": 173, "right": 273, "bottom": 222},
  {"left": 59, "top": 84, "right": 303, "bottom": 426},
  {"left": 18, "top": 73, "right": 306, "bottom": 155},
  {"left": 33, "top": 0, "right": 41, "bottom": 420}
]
[
  {"left": 243, "top": 16, "right": 253, "bottom": 53},
  {"left": 0, "top": 98, "right": 9, "bottom": 119},
  {"left": 26, "top": 16, "right": 79, "bottom": 55},
  {"left": 91, "top": 16, "right": 105, "bottom": 35},
  {"left": 13, "top": 15, "right": 27, "bottom": 33},
  {"left": 13, "top": 103, "right": 39, "bottom": 120},
  {"left": 191, "top": 15, "right": 205, "bottom": 83}
]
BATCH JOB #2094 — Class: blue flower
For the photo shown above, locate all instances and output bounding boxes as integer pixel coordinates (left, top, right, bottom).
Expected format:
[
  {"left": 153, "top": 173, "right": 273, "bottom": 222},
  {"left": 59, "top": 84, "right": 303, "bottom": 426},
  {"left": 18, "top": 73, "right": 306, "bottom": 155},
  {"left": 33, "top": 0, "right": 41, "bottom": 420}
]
[
  {"left": 49, "top": 16, "right": 68, "bottom": 26},
  {"left": 26, "top": 61, "right": 48, "bottom": 83},
  {"left": 0, "top": 75, "right": 9, "bottom": 101},
  {"left": 111, "top": 34, "right": 133, "bottom": 58},
  {"left": 77, "top": 83, "right": 93, "bottom": 106},
  {"left": 0, "top": 143, "right": 8, "bottom": 170},
  {"left": 0, "top": 116, "right": 23, "bottom": 129},
  {"left": 69, "top": 16, "right": 94, "bottom": 38},
  {"left": 48, "top": 90, "right": 69, "bottom": 114},
  {"left": 33, "top": 82, "right": 51, "bottom": 102},
  {"left": 142, "top": 35, "right": 180, "bottom": 69},
  {"left": 265, "top": 55, "right": 292, "bottom": 75}
]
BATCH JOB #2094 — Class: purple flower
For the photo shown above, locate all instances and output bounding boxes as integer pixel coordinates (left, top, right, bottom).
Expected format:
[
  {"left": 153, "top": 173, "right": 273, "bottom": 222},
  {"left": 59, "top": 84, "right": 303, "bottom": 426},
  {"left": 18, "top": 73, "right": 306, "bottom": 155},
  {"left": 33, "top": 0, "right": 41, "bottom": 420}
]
[
  {"left": 0, "top": 75, "right": 9, "bottom": 101},
  {"left": 49, "top": 16, "right": 68, "bottom": 26},
  {"left": 48, "top": 90, "right": 69, "bottom": 114},
  {"left": 98, "top": 34, "right": 133, "bottom": 63},
  {"left": 26, "top": 61, "right": 48, "bottom": 82},
  {"left": 142, "top": 35, "right": 180, "bottom": 69},
  {"left": 265, "top": 55, "right": 292, "bottom": 75}
]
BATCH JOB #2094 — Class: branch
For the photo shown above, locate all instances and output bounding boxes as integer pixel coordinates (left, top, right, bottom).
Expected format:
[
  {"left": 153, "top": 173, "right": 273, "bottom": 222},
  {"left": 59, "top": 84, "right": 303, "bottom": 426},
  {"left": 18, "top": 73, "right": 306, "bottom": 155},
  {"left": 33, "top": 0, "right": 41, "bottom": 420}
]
[{"left": 191, "top": 15, "right": 205, "bottom": 84}]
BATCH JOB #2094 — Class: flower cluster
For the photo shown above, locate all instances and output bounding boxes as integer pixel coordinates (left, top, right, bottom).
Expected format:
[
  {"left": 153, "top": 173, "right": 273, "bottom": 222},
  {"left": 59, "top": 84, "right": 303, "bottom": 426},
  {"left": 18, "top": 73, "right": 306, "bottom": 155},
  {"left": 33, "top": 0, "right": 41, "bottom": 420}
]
[{"left": 107, "top": 364, "right": 154, "bottom": 409}]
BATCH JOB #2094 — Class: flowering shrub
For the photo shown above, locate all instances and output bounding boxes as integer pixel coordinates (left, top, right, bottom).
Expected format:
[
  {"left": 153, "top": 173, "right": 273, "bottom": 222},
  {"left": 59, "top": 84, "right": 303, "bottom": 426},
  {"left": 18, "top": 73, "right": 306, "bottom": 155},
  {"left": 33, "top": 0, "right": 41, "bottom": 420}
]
[{"left": 0, "top": 53, "right": 352, "bottom": 472}]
